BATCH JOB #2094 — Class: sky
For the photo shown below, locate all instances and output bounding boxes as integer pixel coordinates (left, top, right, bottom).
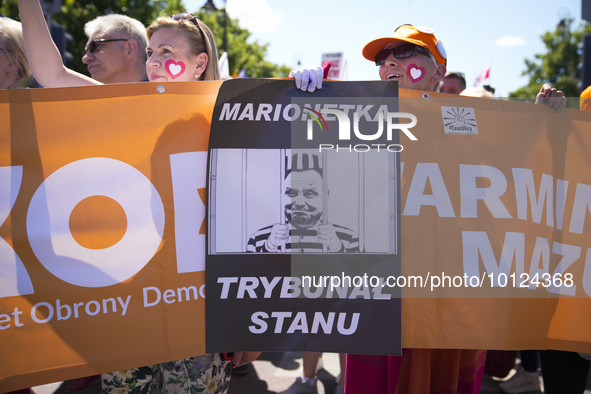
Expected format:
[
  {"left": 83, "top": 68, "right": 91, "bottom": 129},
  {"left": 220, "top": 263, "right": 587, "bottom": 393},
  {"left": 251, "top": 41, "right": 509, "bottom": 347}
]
[{"left": 182, "top": 0, "right": 587, "bottom": 97}]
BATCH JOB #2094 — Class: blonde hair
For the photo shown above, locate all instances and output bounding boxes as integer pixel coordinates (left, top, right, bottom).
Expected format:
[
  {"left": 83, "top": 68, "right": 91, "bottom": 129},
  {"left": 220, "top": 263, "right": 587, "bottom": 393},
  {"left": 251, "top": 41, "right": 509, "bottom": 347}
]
[
  {"left": 0, "top": 16, "right": 32, "bottom": 87},
  {"left": 146, "top": 16, "right": 220, "bottom": 81}
]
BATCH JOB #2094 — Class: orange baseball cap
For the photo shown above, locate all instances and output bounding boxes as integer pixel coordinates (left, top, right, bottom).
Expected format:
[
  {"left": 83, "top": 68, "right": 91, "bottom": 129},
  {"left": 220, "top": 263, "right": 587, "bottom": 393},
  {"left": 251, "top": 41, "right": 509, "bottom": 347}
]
[{"left": 363, "top": 24, "right": 447, "bottom": 66}]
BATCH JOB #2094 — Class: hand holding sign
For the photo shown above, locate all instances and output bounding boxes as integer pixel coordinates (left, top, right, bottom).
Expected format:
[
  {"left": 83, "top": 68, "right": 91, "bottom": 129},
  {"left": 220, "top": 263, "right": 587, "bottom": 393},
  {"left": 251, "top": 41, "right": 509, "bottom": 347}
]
[
  {"left": 535, "top": 84, "right": 566, "bottom": 112},
  {"left": 289, "top": 66, "right": 323, "bottom": 93},
  {"left": 289, "top": 62, "right": 331, "bottom": 93}
]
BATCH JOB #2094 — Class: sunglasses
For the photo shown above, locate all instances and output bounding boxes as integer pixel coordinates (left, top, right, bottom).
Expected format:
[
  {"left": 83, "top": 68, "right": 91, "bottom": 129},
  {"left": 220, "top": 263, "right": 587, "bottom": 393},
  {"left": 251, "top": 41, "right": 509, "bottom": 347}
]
[
  {"left": 85, "top": 38, "right": 128, "bottom": 54},
  {"left": 375, "top": 43, "right": 430, "bottom": 66},
  {"left": 171, "top": 13, "right": 208, "bottom": 55}
]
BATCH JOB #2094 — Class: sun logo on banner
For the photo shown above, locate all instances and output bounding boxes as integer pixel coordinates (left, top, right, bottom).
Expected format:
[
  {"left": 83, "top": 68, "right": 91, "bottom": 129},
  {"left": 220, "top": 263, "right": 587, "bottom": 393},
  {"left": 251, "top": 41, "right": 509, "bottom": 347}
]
[
  {"left": 441, "top": 106, "right": 478, "bottom": 135},
  {"left": 304, "top": 107, "right": 329, "bottom": 131}
]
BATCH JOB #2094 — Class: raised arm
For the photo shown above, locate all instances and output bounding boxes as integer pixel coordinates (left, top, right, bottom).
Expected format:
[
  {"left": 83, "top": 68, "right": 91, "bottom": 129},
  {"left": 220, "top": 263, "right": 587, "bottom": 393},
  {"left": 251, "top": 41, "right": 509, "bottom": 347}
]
[{"left": 18, "top": 0, "right": 101, "bottom": 87}]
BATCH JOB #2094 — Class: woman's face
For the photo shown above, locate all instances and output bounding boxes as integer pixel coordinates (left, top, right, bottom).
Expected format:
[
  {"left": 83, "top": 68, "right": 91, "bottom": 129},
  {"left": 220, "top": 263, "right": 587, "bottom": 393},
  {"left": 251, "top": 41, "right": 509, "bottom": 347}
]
[
  {"left": 146, "top": 28, "right": 206, "bottom": 82},
  {"left": 378, "top": 43, "right": 442, "bottom": 91}
]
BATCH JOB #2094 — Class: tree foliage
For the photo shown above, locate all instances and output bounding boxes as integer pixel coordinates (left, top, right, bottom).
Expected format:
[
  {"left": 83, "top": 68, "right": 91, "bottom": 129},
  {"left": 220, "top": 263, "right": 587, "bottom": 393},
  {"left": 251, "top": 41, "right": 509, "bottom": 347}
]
[
  {"left": 1, "top": 0, "right": 290, "bottom": 78},
  {"left": 0, "top": 0, "right": 20, "bottom": 22},
  {"left": 510, "top": 19, "right": 591, "bottom": 98},
  {"left": 194, "top": 8, "right": 290, "bottom": 78}
]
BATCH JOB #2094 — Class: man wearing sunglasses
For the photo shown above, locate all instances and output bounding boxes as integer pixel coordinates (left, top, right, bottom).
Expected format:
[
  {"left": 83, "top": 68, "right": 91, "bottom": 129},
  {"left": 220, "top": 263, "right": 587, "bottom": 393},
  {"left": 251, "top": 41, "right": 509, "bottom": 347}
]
[{"left": 81, "top": 14, "right": 148, "bottom": 84}]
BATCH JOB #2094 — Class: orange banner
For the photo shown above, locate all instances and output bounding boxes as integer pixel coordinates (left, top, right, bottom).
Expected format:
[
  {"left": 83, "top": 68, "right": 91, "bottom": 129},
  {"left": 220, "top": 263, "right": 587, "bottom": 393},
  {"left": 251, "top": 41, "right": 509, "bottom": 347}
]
[
  {"left": 0, "top": 82, "right": 221, "bottom": 392},
  {"left": 1, "top": 83, "right": 591, "bottom": 392},
  {"left": 398, "top": 91, "right": 591, "bottom": 352}
]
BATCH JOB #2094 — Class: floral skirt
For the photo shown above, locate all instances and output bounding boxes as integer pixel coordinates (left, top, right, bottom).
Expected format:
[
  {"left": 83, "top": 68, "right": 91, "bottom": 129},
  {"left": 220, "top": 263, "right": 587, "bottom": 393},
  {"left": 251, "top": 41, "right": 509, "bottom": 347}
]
[{"left": 102, "top": 354, "right": 232, "bottom": 394}]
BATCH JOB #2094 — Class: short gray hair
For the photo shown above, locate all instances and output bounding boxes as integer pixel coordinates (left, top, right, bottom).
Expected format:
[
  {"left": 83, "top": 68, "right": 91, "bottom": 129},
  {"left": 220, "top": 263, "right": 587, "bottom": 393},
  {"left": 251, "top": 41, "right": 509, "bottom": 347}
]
[{"left": 85, "top": 14, "right": 148, "bottom": 62}]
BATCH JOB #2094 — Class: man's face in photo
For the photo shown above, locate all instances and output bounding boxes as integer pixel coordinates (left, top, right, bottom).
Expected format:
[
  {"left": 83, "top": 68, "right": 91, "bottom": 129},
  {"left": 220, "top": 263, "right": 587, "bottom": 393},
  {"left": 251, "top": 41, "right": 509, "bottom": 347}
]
[{"left": 283, "top": 170, "right": 325, "bottom": 229}]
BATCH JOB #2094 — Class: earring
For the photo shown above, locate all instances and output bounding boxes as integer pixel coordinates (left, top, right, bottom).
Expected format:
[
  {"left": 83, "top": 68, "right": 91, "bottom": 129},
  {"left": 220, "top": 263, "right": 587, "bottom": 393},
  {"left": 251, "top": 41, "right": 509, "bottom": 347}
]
[{"left": 195, "top": 73, "right": 200, "bottom": 79}]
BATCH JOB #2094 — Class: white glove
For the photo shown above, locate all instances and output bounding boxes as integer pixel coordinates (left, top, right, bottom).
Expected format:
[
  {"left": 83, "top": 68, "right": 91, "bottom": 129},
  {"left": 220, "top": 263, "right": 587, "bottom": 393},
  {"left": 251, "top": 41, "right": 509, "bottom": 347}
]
[{"left": 289, "top": 65, "right": 324, "bottom": 93}]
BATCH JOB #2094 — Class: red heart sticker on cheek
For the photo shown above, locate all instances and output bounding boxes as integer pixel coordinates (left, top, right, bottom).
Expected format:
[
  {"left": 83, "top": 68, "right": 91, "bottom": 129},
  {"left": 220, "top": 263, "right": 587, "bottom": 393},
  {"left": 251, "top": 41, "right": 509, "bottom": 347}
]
[
  {"left": 165, "top": 59, "right": 186, "bottom": 79},
  {"left": 407, "top": 64, "right": 425, "bottom": 83}
]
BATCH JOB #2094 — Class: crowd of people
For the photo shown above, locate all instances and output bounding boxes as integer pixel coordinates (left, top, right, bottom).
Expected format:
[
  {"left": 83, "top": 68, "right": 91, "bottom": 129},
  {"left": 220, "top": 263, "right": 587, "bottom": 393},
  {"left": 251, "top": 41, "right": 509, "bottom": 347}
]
[{"left": 2, "top": 0, "right": 590, "bottom": 393}]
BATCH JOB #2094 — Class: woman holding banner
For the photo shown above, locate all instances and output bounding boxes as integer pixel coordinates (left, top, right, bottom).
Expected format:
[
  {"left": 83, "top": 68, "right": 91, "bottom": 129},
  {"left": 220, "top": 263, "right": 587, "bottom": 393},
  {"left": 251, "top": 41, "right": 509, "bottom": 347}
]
[
  {"left": 291, "top": 24, "right": 566, "bottom": 394},
  {"left": 15, "top": 0, "right": 259, "bottom": 393}
]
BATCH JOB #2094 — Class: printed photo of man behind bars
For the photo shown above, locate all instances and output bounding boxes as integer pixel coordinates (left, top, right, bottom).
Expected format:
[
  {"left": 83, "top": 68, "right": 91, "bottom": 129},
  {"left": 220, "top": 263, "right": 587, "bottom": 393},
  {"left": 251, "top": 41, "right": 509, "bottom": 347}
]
[{"left": 209, "top": 148, "right": 398, "bottom": 255}]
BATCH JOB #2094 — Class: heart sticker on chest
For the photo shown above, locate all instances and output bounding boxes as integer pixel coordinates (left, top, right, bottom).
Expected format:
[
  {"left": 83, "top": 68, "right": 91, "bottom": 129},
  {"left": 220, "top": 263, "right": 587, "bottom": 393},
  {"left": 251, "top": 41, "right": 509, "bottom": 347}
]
[
  {"left": 408, "top": 64, "right": 425, "bottom": 83},
  {"left": 165, "top": 59, "right": 186, "bottom": 79}
]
